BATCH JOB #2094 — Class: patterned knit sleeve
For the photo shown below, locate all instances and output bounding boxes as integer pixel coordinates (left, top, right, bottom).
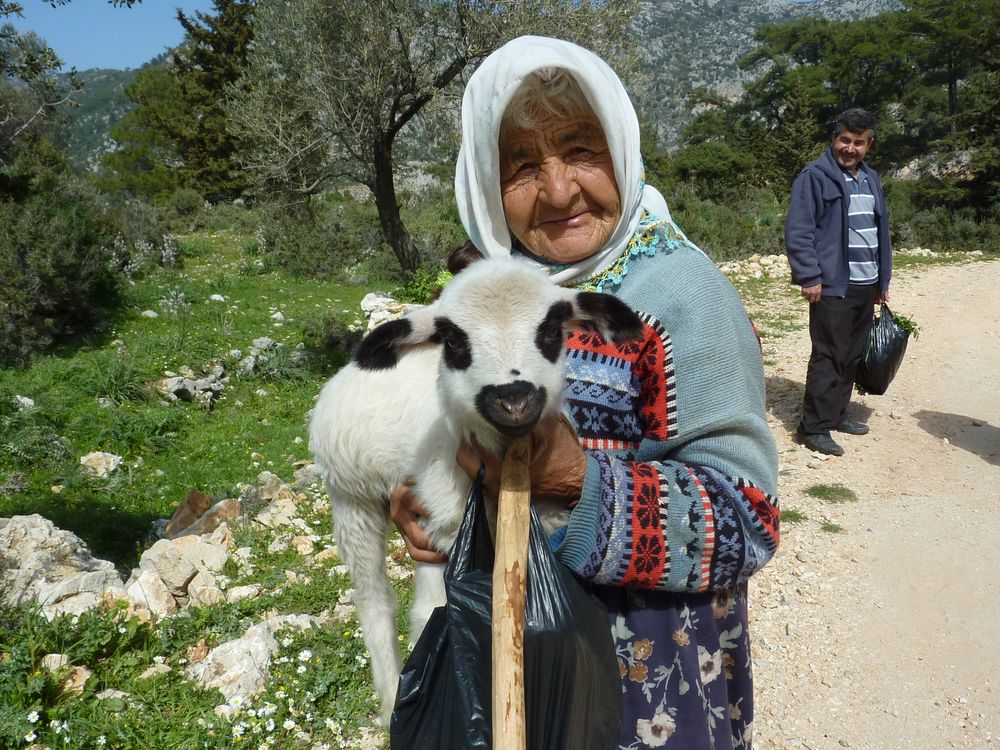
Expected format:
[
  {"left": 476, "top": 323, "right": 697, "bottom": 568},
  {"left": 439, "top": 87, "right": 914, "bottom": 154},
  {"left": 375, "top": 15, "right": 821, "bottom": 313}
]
[{"left": 555, "top": 287, "right": 780, "bottom": 594}]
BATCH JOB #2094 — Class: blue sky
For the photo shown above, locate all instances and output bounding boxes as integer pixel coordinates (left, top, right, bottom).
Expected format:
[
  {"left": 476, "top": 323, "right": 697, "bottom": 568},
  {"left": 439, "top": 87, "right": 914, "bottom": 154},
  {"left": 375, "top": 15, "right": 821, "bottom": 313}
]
[{"left": 8, "top": 0, "right": 218, "bottom": 71}]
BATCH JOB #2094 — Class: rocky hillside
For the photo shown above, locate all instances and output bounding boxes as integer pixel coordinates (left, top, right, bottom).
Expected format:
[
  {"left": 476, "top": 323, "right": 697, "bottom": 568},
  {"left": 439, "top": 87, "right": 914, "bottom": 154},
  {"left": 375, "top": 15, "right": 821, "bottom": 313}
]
[
  {"left": 633, "top": 0, "right": 902, "bottom": 145},
  {"left": 59, "top": 68, "right": 134, "bottom": 172}
]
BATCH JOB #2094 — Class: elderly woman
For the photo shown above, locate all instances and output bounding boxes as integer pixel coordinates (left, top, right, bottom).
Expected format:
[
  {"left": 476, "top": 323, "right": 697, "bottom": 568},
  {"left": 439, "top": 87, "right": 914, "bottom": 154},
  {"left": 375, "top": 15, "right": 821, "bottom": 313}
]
[{"left": 393, "top": 36, "right": 779, "bottom": 749}]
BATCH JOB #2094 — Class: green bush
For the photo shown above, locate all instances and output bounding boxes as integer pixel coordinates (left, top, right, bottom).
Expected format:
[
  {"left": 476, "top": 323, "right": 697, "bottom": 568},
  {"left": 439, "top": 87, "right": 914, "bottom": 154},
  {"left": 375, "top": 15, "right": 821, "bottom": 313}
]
[
  {"left": 673, "top": 141, "right": 758, "bottom": 203},
  {"left": 885, "top": 176, "right": 1000, "bottom": 252},
  {"left": 667, "top": 183, "right": 786, "bottom": 261},
  {"left": 301, "top": 311, "right": 365, "bottom": 369},
  {"left": 400, "top": 183, "right": 467, "bottom": 265},
  {"left": 0, "top": 174, "right": 122, "bottom": 366},
  {"left": 259, "top": 195, "right": 385, "bottom": 279}
]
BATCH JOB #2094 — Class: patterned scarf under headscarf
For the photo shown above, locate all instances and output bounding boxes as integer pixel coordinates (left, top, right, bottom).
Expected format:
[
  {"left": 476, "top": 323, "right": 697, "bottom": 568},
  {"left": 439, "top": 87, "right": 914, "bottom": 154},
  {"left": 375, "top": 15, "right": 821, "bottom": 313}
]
[{"left": 455, "top": 35, "right": 675, "bottom": 287}]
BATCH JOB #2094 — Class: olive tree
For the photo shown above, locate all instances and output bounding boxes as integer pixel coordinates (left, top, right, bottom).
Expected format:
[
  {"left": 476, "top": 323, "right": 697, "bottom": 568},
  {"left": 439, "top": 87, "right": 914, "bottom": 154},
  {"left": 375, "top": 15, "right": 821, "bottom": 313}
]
[{"left": 226, "top": 0, "right": 636, "bottom": 275}]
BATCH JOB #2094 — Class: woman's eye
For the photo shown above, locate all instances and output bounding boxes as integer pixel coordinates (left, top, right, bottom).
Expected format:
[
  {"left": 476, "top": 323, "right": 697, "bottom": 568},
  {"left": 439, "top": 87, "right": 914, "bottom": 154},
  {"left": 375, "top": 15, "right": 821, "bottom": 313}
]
[
  {"left": 567, "top": 146, "right": 595, "bottom": 161},
  {"left": 510, "top": 162, "right": 537, "bottom": 178}
]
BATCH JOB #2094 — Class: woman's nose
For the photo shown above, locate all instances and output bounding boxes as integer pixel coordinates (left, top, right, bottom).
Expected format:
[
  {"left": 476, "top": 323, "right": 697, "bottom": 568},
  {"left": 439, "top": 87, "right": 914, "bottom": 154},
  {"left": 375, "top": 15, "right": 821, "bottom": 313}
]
[{"left": 537, "top": 160, "right": 579, "bottom": 206}]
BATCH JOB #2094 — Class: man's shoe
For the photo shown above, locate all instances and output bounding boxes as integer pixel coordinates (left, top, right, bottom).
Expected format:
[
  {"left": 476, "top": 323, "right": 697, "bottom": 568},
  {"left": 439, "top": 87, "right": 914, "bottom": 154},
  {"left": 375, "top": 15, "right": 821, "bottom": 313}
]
[
  {"left": 834, "top": 418, "right": 870, "bottom": 436},
  {"left": 796, "top": 429, "right": 845, "bottom": 456}
]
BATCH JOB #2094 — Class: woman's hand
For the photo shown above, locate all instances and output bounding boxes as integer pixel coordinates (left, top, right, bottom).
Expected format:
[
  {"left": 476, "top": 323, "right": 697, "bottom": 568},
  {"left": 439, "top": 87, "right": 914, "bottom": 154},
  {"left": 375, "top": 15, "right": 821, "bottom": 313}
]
[
  {"left": 389, "top": 481, "right": 448, "bottom": 564},
  {"left": 455, "top": 414, "right": 587, "bottom": 506}
]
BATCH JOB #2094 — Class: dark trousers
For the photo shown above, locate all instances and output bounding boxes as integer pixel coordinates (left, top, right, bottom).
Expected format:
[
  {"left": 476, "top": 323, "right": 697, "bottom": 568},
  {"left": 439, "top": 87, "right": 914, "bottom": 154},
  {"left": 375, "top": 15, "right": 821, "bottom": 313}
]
[{"left": 800, "top": 284, "right": 877, "bottom": 434}]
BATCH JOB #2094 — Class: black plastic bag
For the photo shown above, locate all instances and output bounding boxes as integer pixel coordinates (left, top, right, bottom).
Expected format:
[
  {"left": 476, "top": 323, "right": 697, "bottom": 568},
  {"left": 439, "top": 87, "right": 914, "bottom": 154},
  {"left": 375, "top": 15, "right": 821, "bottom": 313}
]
[
  {"left": 855, "top": 304, "right": 910, "bottom": 395},
  {"left": 390, "top": 475, "right": 622, "bottom": 749}
]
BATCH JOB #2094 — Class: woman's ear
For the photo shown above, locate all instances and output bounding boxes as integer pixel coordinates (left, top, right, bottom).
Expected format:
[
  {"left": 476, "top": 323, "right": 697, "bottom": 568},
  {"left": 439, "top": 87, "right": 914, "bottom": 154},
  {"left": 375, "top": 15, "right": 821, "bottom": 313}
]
[
  {"left": 565, "top": 290, "right": 645, "bottom": 344},
  {"left": 354, "top": 305, "right": 438, "bottom": 370}
]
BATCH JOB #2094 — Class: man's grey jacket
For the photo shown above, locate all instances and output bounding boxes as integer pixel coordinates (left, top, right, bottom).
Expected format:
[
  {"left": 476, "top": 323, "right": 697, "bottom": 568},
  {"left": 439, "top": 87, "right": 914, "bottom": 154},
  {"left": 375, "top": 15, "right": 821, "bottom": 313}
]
[{"left": 785, "top": 148, "right": 892, "bottom": 297}]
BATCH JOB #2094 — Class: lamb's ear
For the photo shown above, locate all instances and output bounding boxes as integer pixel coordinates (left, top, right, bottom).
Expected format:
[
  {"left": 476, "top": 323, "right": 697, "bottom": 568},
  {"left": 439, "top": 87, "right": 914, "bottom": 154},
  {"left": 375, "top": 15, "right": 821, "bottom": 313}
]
[
  {"left": 353, "top": 306, "right": 438, "bottom": 370},
  {"left": 567, "top": 291, "right": 645, "bottom": 344}
]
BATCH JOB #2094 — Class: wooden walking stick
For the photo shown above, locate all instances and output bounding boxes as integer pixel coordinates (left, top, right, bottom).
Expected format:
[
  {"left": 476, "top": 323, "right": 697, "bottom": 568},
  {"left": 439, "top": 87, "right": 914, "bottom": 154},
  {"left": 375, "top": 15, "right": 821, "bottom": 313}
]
[{"left": 492, "top": 434, "right": 532, "bottom": 750}]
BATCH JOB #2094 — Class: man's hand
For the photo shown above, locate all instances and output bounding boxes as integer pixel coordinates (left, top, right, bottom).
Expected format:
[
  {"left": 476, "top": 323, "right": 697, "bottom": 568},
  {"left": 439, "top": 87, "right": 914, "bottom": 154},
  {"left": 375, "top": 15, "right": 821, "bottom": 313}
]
[
  {"left": 875, "top": 290, "right": 889, "bottom": 305},
  {"left": 389, "top": 481, "right": 447, "bottom": 564},
  {"left": 455, "top": 414, "right": 587, "bottom": 507},
  {"left": 801, "top": 284, "right": 823, "bottom": 304}
]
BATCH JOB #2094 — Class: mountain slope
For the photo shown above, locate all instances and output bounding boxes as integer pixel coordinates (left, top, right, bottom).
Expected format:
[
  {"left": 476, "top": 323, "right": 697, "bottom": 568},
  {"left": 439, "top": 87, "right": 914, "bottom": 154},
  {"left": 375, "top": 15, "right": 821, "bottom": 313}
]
[
  {"left": 55, "top": 1, "right": 904, "bottom": 170},
  {"left": 633, "top": 0, "right": 902, "bottom": 145}
]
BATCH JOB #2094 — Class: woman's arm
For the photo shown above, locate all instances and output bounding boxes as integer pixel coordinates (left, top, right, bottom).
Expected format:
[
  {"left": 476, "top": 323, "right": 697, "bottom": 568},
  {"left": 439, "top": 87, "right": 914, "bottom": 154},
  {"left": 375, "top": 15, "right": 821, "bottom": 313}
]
[{"left": 555, "top": 248, "right": 780, "bottom": 593}]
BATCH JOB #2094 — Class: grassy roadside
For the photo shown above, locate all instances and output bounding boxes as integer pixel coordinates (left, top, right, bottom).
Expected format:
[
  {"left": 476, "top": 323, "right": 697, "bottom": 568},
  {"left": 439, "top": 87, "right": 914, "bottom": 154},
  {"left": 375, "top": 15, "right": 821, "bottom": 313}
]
[{"left": 1, "top": 230, "right": 374, "bottom": 565}]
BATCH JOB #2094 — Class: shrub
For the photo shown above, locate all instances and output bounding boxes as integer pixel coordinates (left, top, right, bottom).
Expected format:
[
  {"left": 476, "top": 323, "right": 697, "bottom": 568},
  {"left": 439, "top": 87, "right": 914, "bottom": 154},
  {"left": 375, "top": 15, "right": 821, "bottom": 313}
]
[
  {"left": 666, "top": 183, "right": 786, "bottom": 261},
  {"left": 301, "top": 311, "right": 365, "bottom": 369},
  {"left": 0, "top": 174, "right": 122, "bottom": 366},
  {"left": 392, "top": 265, "right": 453, "bottom": 304},
  {"left": 673, "top": 141, "right": 758, "bottom": 203},
  {"left": 260, "top": 195, "right": 385, "bottom": 279},
  {"left": 400, "top": 183, "right": 467, "bottom": 265},
  {"left": 89, "top": 350, "right": 149, "bottom": 405}
]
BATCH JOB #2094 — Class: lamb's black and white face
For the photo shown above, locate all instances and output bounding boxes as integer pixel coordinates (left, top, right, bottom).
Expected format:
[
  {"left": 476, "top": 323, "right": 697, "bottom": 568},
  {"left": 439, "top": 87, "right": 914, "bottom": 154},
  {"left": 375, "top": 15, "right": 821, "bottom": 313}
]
[
  {"left": 432, "top": 263, "right": 575, "bottom": 438},
  {"left": 353, "top": 255, "right": 644, "bottom": 442}
]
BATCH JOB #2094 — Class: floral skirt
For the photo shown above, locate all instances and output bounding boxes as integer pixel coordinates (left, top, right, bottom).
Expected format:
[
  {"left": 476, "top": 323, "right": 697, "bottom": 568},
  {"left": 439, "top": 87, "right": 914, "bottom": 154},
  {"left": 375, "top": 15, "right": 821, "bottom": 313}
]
[{"left": 596, "top": 583, "right": 753, "bottom": 750}]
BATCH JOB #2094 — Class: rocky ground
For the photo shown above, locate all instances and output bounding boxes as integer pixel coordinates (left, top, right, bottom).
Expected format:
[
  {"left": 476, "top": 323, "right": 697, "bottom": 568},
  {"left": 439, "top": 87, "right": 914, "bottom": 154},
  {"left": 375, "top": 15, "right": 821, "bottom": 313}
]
[{"left": 746, "top": 258, "right": 1000, "bottom": 750}]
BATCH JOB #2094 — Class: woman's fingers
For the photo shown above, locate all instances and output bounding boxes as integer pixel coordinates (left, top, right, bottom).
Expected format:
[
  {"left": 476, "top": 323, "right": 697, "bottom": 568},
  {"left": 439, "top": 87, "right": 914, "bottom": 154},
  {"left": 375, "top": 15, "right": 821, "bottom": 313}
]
[
  {"left": 456, "top": 416, "right": 585, "bottom": 507},
  {"left": 528, "top": 414, "right": 586, "bottom": 504},
  {"left": 389, "top": 481, "right": 447, "bottom": 564}
]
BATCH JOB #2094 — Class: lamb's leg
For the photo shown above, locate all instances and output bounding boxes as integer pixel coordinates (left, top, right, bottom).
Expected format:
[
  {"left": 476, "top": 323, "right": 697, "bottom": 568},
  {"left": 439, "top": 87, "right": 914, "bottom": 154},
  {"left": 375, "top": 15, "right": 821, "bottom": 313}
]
[
  {"left": 330, "top": 491, "right": 400, "bottom": 726},
  {"left": 408, "top": 562, "right": 447, "bottom": 648}
]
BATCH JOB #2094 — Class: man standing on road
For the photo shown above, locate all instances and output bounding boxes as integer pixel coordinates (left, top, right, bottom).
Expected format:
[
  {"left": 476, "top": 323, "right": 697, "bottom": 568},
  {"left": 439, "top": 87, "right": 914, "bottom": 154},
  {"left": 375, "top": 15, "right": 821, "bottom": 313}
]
[{"left": 785, "top": 108, "right": 892, "bottom": 456}]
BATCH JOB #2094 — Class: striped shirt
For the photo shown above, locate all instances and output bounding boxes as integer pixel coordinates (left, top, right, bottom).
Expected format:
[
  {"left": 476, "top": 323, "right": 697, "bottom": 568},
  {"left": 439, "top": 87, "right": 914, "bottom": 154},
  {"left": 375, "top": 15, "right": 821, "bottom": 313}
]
[{"left": 844, "top": 169, "right": 879, "bottom": 284}]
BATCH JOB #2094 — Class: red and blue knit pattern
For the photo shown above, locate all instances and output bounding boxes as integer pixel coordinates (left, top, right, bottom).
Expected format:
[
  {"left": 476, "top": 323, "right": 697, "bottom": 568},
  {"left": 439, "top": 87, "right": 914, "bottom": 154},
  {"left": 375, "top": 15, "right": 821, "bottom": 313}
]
[{"left": 563, "top": 315, "right": 780, "bottom": 593}]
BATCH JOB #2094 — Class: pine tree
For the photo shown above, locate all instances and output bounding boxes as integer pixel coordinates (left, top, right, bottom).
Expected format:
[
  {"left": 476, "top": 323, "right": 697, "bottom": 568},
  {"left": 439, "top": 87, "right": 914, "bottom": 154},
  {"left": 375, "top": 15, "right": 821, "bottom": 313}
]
[
  {"left": 101, "top": 0, "right": 254, "bottom": 200},
  {"left": 171, "top": 0, "right": 254, "bottom": 199}
]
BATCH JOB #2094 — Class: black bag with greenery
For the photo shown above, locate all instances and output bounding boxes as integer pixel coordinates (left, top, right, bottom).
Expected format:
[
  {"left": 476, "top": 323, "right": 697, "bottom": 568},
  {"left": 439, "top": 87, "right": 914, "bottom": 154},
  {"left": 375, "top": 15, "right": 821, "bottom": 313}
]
[
  {"left": 855, "top": 304, "right": 910, "bottom": 396},
  {"left": 390, "top": 473, "right": 622, "bottom": 749}
]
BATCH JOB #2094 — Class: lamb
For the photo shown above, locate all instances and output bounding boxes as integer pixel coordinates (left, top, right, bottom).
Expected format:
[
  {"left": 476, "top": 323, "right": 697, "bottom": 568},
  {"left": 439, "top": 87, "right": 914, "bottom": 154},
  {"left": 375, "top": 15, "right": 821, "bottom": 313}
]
[{"left": 308, "top": 255, "right": 643, "bottom": 723}]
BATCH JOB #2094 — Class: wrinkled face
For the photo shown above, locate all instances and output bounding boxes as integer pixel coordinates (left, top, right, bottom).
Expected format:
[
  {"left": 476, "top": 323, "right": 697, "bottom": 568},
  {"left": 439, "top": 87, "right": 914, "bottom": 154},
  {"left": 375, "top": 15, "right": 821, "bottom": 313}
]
[
  {"left": 832, "top": 128, "right": 873, "bottom": 173},
  {"left": 499, "top": 114, "right": 622, "bottom": 264},
  {"left": 432, "top": 267, "right": 574, "bottom": 441}
]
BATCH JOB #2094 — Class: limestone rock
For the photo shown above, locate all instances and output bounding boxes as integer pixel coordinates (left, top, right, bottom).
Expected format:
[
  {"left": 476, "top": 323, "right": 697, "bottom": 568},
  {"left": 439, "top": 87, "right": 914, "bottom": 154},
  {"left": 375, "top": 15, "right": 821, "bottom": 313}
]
[
  {"left": 0, "top": 515, "right": 122, "bottom": 616},
  {"left": 187, "top": 614, "right": 319, "bottom": 701},
  {"left": 290, "top": 535, "right": 316, "bottom": 556},
  {"left": 164, "top": 489, "right": 216, "bottom": 538},
  {"left": 173, "top": 498, "right": 241, "bottom": 538},
  {"left": 188, "top": 569, "right": 224, "bottom": 607},
  {"left": 125, "top": 569, "right": 177, "bottom": 618},
  {"left": 79, "top": 452, "right": 123, "bottom": 478},
  {"left": 139, "top": 540, "right": 198, "bottom": 596},
  {"left": 292, "top": 463, "right": 322, "bottom": 489},
  {"left": 171, "top": 534, "right": 229, "bottom": 573},
  {"left": 41, "top": 653, "right": 70, "bottom": 672},
  {"left": 35, "top": 569, "right": 126, "bottom": 620},
  {"left": 59, "top": 665, "right": 92, "bottom": 697},
  {"left": 139, "top": 663, "right": 171, "bottom": 679},
  {"left": 226, "top": 584, "right": 262, "bottom": 602},
  {"left": 258, "top": 471, "right": 298, "bottom": 502}
]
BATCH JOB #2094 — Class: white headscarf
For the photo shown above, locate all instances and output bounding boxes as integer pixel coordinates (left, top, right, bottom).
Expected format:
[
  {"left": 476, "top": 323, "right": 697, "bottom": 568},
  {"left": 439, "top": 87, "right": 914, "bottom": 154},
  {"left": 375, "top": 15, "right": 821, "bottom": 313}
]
[{"left": 455, "top": 35, "right": 671, "bottom": 286}]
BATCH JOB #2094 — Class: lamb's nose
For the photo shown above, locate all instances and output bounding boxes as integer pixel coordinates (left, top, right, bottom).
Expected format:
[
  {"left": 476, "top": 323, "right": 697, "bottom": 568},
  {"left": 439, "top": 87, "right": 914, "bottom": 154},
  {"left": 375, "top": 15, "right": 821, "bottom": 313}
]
[
  {"left": 499, "top": 391, "right": 532, "bottom": 419},
  {"left": 476, "top": 381, "right": 546, "bottom": 437}
]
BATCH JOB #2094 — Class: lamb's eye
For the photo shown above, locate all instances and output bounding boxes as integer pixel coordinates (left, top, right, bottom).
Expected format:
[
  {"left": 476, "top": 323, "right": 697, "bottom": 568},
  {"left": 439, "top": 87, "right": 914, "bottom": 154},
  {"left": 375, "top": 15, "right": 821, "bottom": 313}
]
[
  {"left": 541, "top": 322, "right": 562, "bottom": 343},
  {"left": 435, "top": 318, "right": 473, "bottom": 370}
]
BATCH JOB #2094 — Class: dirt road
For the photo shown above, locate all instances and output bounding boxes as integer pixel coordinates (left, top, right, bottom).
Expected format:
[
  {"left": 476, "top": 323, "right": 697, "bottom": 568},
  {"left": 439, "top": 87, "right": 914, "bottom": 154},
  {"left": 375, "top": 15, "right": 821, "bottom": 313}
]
[{"left": 749, "top": 258, "right": 1000, "bottom": 750}]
